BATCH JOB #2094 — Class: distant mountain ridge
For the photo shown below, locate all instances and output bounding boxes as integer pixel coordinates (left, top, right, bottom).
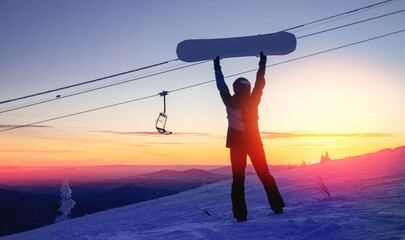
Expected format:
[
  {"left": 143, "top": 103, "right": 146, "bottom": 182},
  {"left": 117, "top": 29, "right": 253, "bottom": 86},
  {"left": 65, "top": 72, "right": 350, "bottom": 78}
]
[
  {"left": 131, "top": 168, "right": 228, "bottom": 180},
  {"left": 0, "top": 167, "right": 229, "bottom": 237}
]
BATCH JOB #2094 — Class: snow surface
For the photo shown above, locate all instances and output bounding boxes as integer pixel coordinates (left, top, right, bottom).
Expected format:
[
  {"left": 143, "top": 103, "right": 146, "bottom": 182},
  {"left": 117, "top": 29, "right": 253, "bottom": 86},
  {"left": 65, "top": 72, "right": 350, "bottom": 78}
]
[{"left": 2, "top": 148, "right": 405, "bottom": 240}]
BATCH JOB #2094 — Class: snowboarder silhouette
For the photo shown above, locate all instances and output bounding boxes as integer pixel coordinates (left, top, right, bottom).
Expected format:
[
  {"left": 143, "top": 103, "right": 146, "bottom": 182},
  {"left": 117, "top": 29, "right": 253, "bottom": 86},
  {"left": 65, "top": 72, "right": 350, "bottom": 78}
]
[{"left": 214, "top": 52, "right": 285, "bottom": 222}]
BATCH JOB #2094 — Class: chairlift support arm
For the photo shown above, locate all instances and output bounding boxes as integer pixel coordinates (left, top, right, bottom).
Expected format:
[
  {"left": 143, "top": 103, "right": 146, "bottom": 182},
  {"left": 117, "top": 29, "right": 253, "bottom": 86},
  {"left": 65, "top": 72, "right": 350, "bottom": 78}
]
[{"left": 159, "top": 91, "right": 168, "bottom": 113}]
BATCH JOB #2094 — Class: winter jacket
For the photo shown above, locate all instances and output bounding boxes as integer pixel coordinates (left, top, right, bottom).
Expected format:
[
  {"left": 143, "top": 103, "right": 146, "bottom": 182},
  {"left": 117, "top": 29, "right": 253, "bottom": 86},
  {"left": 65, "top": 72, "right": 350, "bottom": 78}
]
[{"left": 215, "top": 64, "right": 266, "bottom": 149}]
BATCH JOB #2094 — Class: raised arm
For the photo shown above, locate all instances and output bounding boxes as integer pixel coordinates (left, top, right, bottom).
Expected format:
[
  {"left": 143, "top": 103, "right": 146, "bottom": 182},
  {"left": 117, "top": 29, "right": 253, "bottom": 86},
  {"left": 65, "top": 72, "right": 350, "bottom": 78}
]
[
  {"left": 214, "top": 57, "right": 229, "bottom": 92},
  {"left": 254, "top": 52, "right": 267, "bottom": 91},
  {"left": 214, "top": 57, "right": 231, "bottom": 105}
]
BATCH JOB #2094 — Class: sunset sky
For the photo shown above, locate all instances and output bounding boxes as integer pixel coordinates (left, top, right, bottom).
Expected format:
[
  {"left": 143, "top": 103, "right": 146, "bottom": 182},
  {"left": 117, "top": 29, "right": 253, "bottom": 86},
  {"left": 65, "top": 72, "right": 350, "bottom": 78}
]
[{"left": 1, "top": 0, "right": 404, "bottom": 167}]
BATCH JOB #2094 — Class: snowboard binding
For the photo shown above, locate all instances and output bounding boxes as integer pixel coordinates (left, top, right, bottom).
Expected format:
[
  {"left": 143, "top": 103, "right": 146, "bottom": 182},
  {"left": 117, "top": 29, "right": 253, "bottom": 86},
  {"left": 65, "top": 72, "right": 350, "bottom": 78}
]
[{"left": 156, "top": 91, "right": 172, "bottom": 135}]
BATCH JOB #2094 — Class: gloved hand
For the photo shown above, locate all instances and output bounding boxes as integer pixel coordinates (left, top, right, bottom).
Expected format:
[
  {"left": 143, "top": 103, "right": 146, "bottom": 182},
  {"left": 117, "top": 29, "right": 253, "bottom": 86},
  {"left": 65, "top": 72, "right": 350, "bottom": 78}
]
[
  {"left": 214, "top": 56, "right": 221, "bottom": 71},
  {"left": 259, "top": 52, "right": 267, "bottom": 67}
]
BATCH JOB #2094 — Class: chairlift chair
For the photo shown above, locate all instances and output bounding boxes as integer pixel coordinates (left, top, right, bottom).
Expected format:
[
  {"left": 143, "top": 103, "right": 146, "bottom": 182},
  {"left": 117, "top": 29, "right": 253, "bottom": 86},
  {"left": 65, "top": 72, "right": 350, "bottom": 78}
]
[{"left": 156, "top": 91, "right": 172, "bottom": 135}]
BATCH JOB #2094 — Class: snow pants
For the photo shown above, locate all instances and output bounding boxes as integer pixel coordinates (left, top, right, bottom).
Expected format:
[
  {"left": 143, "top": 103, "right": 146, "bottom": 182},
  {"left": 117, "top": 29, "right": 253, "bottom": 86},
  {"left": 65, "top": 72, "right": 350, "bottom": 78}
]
[{"left": 230, "top": 146, "right": 285, "bottom": 220}]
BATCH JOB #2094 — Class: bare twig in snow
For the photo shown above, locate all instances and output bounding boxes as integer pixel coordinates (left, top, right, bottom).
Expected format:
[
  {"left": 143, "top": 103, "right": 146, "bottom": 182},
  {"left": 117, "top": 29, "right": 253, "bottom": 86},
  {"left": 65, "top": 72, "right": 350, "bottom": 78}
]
[
  {"left": 194, "top": 205, "right": 212, "bottom": 216},
  {"left": 315, "top": 174, "right": 331, "bottom": 198}
]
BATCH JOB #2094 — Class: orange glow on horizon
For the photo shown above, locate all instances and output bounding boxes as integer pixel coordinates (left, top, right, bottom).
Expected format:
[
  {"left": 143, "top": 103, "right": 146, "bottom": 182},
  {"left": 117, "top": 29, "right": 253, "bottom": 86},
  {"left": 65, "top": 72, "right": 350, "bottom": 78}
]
[{"left": 1, "top": 125, "right": 403, "bottom": 167}]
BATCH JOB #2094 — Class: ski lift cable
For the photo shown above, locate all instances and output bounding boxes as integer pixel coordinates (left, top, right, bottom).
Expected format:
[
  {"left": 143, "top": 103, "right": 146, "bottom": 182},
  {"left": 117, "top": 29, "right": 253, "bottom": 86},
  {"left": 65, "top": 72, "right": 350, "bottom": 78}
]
[
  {"left": 0, "top": 60, "right": 192, "bottom": 113},
  {"left": 0, "top": 95, "right": 57, "bottom": 113},
  {"left": 281, "top": 0, "right": 397, "bottom": 32},
  {"left": 0, "top": 61, "right": 208, "bottom": 114},
  {"left": 0, "top": 63, "right": 181, "bottom": 113},
  {"left": 1, "top": 28, "right": 404, "bottom": 133},
  {"left": 1, "top": 8, "right": 402, "bottom": 114},
  {"left": 0, "top": 59, "right": 179, "bottom": 105},
  {"left": 0, "top": 0, "right": 396, "bottom": 107},
  {"left": 0, "top": 93, "right": 160, "bottom": 133},
  {"left": 297, "top": 9, "right": 405, "bottom": 39},
  {"left": 291, "top": 1, "right": 396, "bottom": 34}
]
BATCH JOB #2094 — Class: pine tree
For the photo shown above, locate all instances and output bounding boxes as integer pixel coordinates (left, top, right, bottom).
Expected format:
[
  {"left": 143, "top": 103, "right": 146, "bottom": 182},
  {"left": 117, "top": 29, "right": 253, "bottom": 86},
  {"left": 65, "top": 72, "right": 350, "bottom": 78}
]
[
  {"left": 325, "top": 151, "right": 330, "bottom": 161},
  {"left": 55, "top": 179, "right": 76, "bottom": 223},
  {"left": 320, "top": 150, "right": 331, "bottom": 163}
]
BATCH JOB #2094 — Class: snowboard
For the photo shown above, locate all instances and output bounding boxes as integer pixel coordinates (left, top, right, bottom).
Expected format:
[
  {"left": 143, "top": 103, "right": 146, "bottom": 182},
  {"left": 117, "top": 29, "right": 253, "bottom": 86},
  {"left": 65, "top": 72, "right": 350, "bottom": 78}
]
[{"left": 176, "top": 31, "right": 296, "bottom": 62}]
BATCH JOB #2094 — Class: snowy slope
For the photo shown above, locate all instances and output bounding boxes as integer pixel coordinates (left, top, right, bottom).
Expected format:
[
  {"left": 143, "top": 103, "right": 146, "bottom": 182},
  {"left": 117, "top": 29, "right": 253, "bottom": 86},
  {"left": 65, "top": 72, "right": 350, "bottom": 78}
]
[{"left": 2, "top": 147, "right": 404, "bottom": 240}]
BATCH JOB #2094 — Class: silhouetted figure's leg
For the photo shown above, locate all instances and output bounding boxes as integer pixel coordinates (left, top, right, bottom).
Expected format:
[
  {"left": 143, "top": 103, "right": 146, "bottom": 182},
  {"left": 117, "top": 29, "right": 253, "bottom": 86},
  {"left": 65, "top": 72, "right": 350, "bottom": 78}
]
[
  {"left": 230, "top": 148, "right": 247, "bottom": 221},
  {"left": 248, "top": 147, "right": 285, "bottom": 214}
]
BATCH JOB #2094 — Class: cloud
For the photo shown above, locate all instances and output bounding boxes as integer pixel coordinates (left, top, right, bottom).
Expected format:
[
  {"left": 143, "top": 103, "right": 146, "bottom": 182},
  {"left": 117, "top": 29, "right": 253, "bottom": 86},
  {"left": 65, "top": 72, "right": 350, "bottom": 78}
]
[
  {"left": 130, "top": 142, "right": 190, "bottom": 147},
  {"left": 130, "top": 144, "right": 153, "bottom": 147},
  {"left": 2, "top": 148, "right": 81, "bottom": 153},
  {"left": 146, "top": 142, "right": 189, "bottom": 145},
  {"left": 131, "top": 142, "right": 207, "bottom": 148},
  {"left": 92, "top": 130, "right": 213, "bottom": 137},
  {"left": 94, "top": 130, "right": 393, "bottom": 140},
  {"left": 90, "top": 130, "right": 156, "bottom": 135},
  {"left": 260, "top": 131, "right": 394, "bottom": 139},
  {"left": 0, "top": 124, "right": 51, "bottom": 129},
  {"left": 284, "top": 145, "right": 348, "bottom": 148},
  {"left": 172, "top": 132, "right": 213, "bottom": 137}
]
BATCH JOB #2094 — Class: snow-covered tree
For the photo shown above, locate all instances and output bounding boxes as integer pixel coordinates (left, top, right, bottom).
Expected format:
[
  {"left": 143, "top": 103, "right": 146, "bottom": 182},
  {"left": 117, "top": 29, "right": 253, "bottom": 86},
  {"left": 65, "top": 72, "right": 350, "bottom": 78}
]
[
  {"left": 55, "top": 179, "right": 76, "bottom": 223},
  {"left": 320, "top": 150, "right": 331, "bottom": 163}
]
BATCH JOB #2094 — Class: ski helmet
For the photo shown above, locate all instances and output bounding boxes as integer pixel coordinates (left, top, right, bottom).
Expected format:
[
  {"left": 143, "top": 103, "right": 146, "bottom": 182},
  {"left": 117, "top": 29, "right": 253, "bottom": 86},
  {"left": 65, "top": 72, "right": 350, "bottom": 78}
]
[{"left": 233, "top": 77, "right": 251, "bottom": 93}]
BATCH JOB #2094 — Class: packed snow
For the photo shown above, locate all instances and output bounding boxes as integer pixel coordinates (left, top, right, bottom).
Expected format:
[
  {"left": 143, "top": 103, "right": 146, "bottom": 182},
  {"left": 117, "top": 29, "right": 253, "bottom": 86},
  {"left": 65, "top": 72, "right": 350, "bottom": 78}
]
[{"left": 2, "top": 147, "right": 404, "bottom": 240}]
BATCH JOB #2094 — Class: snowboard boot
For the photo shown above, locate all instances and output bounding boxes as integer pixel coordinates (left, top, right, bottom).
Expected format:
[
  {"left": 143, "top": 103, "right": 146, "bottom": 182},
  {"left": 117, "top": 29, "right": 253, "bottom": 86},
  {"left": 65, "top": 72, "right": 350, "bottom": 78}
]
[
  {"left": 264, "top": 175, "right": 286, "bottom": 214},
  {"left": 231, "top": 182, "right": 247, "bottom": 221}
]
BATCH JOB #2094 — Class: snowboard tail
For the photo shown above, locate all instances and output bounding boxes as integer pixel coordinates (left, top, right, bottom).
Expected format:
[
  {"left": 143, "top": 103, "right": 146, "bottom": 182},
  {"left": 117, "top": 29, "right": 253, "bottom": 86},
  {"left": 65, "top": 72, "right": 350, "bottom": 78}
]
[{"left": 176, "top": 31, "right": 296, "bottom": 62}]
